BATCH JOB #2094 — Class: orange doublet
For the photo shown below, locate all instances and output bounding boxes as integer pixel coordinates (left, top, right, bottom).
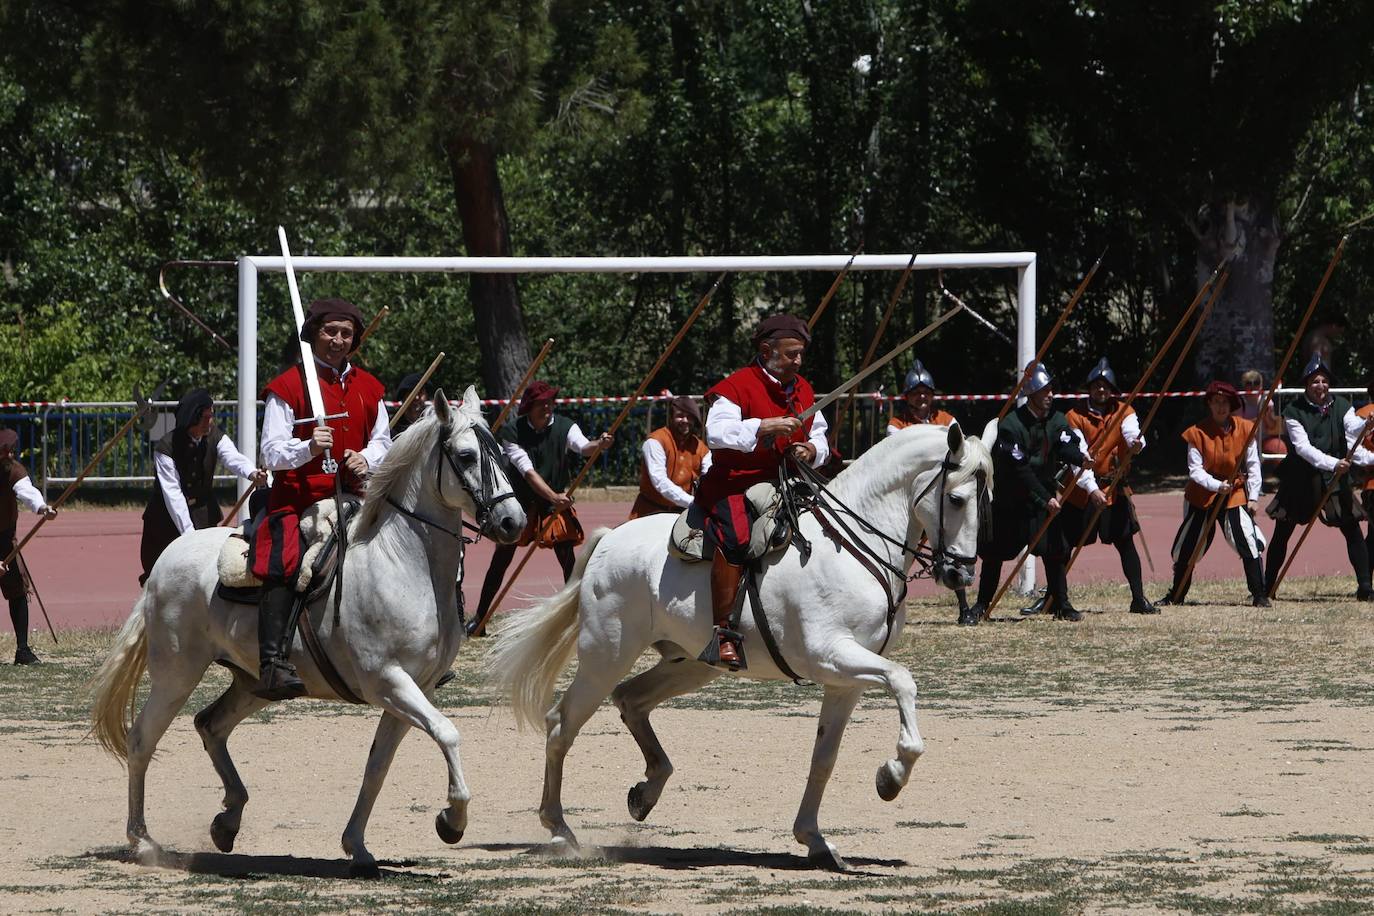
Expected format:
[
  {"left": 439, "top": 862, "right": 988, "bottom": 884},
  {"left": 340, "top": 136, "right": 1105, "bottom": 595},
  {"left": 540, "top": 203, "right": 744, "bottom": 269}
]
[
  {"left": 1065, "top": 404, "right": 1135, "bottom": 507},
  {"left": 1181, "top": 416, "right": 1256, "bottom": 509},
  {"left": 889, "top": 409, "right": 956, "bottom": 431},
  {"left": 629, "top": 427, "right": 709, "bottom": 518}
]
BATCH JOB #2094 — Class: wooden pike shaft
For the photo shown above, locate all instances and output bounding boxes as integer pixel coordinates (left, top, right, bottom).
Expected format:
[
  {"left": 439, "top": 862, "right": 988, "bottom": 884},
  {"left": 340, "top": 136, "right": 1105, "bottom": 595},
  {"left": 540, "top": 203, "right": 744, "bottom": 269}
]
[
  {"left": 492, "top": 337, "right": 556, "bottom": 433},
  {"left": 1063, "top": 267, "right": 1229, "bottom": 575},
  {"left": 997, "top": 252, "right": 1105, "bottom": 423},
  {"left": 357, "top": 306, "right": 389, "bottom": 349},
  {"left": 219, "top": 481, "right": 258, "bottom": 527},
  {"left": 807, "top": 244, "right": 862, "bottom": 330},
  {"left": 2, "top": 403, "right": 156, "bottom": 568},
  {"left": 472, "top": 273, "right": 727, "bottom": 634},
  {"left": 1268, "top": 411, "right": 1374, "bottom": 597},
  {"left": 834, "top": 252, "right": 918, "bottom": 437},
  {"left": 388, "top": 352, "right": 446, "bottom": 433},
  {"left": 1172, "top": 236, "right": 1348, "bottom": 603}
]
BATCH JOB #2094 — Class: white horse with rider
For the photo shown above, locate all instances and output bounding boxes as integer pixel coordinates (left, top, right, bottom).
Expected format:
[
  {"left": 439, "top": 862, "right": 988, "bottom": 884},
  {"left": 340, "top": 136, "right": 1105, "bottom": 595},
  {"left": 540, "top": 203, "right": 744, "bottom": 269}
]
[
  {"left": 485, "top": 420, "right": 995, "bottom": 869},
  {"left": 90, "top": 388, "right": 525, "bottom": 875}
]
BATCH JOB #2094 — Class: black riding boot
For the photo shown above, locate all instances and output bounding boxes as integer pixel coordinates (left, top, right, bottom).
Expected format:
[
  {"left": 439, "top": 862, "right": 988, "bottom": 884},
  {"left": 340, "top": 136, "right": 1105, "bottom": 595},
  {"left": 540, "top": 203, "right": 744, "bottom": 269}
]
[
  {"left": 10, "top": 596, "right": 38, "bottom": 665},
  {"left": 253, "top": 582, "right": 306, "bottom": 700},
  {"left": 1343, "top": 521, "right": 1373, "bottom": 600},
  {"left": 1244, "top": 556, "right": 1269, "bottom": 607},
  {"left": 967, "top": 560, "right": 1001, "bottom": 622}
]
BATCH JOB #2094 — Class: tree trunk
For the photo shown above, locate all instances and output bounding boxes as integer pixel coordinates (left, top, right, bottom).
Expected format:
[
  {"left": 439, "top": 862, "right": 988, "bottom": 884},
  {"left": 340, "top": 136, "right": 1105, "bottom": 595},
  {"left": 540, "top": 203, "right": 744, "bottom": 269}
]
[
  {"left": 1191, "top": 196, "right": 1280, "bottom": 385},
  {"left": 445, "top": 136, "right": 532, "bottom": 396}
]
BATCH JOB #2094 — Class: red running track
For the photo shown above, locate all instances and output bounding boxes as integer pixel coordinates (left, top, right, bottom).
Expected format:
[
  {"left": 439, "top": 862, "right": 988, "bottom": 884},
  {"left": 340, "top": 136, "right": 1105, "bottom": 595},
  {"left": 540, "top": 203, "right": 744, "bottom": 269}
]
[{"left": 5, "top": 491, "right": 1365, "bottom": 634}]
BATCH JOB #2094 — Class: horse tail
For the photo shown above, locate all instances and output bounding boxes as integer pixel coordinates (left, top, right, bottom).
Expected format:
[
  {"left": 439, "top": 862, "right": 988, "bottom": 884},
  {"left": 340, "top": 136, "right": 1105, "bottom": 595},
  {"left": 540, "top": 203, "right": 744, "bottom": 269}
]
[
  {"left": 483, "top": 527, "right": 610, "bottom": 731},
  {"left": 89, "top": 600, "right": 149, "bottom": 763}
]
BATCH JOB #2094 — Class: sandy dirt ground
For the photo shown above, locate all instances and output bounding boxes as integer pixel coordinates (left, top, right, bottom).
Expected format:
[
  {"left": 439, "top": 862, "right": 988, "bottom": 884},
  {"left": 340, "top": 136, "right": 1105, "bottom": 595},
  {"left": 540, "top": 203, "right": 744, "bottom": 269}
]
[{"left": 3, "top": 608, "right": 1374, "bottom": 914}]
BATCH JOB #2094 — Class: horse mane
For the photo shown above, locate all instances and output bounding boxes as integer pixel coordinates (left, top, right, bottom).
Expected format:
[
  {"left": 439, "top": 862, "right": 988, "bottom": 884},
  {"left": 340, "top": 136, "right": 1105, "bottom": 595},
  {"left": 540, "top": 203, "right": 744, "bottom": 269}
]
[
  {"left": 831, "top": 423, "right": 992, "bottom": 502},
  {"left": 354, "top": 405, "right": 479, "bottom": 537}
]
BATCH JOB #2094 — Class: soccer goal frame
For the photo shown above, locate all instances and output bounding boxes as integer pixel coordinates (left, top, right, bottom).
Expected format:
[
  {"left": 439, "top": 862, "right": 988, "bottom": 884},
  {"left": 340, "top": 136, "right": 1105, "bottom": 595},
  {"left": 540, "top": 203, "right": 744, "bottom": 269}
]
[{"left": 235, "top": 251, "right": 1039, "bottom": 587}]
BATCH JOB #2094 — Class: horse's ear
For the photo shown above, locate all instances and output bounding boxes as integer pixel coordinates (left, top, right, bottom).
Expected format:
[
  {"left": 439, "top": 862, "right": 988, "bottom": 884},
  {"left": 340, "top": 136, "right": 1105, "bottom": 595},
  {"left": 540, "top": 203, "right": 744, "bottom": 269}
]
[
  {"left": 432, "top": 388, "right": 452, "bottom": 425},
  {"left": 946, "top": 421, "right": 964, "bottom": 455},
  {"left": 980, "top": 417, "right": 999, "bottom": 450},
  {"left": 461, "top": 385, "right": 482, "bottom": 416}
]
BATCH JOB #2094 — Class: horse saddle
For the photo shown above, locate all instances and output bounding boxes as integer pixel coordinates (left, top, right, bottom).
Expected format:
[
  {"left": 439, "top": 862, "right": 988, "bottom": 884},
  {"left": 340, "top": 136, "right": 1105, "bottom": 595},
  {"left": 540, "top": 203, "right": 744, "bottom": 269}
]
[
  {"left": 216, "top": 496, "right": 361, "bottom": 605},
  {"left": 669, "top": 481, "right": 792, "bottom": 563}
]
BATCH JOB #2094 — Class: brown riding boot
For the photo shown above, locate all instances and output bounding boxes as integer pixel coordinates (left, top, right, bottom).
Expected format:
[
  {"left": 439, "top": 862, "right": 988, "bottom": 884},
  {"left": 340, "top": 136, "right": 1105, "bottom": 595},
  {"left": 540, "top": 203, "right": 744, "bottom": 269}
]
[{"left": 709, "top": 549, "right": 746, "bottom": 670}]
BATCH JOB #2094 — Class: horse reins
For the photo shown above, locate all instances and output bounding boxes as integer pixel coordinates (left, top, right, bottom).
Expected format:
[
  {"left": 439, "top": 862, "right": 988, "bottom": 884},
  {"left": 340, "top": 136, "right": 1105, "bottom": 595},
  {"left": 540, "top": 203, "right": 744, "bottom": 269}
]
[{"left": 784, "top": 449, "right": 987, "bottom": 652}]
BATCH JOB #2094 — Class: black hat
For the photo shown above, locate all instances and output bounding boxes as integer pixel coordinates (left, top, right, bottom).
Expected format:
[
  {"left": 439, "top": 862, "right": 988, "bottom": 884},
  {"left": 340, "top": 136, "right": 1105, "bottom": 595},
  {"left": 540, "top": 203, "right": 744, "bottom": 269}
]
[
  {"left": 751, "top": 314, "right": 811, "bottom": 348},
  {"left": 395, "top": 372, "right": 428, "bottom": 403},
  {"left": 174, "top": 388, "right": 213, "bottom": 434},
  {"left": 300, "top": 298, "right": 365, "bottom": 352}
]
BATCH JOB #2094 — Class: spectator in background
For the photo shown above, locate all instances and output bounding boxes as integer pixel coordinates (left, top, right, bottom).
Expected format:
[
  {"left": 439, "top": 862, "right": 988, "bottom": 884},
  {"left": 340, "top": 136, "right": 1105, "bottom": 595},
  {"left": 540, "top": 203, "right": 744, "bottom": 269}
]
[
  {"left": 1238, "top": 369, "right": 1286, "bottom": 466},
  {"left": 140, "top": 389, "right": 265, "bottom": 586},
  {"left": 628, "top": 395, "right": 710, "bottom": 520},
  {"left": 391, "top": 371, "right": 432, "bottom": 438}
]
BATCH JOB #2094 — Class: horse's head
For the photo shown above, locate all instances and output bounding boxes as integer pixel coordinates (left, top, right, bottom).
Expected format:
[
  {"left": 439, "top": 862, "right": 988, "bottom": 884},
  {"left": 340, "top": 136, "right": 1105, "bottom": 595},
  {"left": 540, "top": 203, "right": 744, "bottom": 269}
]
[
  {"left": 431, "top": 386, "right": 526, "bottom": 543},
  {"left": 910, "top": 420, "right": 995, "bottom": 590}
]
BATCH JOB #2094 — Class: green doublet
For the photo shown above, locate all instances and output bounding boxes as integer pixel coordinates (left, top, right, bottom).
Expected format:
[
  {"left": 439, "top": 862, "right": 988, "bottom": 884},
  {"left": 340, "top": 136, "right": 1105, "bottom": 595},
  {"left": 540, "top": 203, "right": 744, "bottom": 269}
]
[
  {"left": 984, "top": 404, "right": 1079, "bottom": 560},
  {"left": 1272, "top": 395, "right": 1356, "bottom": 522},
  {"left": 500, "top": 414, "right": 576, "bottom": 511}
]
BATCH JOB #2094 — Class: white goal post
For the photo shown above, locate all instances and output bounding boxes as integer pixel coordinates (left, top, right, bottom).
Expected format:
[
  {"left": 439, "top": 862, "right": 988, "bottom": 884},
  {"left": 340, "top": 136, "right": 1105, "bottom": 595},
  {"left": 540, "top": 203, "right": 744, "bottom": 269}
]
[{"left": 235, "top": 251, "right": 1039, "bottom": 589}]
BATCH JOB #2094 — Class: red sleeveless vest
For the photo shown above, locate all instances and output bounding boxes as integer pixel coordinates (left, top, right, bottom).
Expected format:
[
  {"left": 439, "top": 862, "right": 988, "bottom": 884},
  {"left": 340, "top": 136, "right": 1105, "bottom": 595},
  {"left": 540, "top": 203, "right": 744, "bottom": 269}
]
[
  {"left": 262, "top": 362, "right": 385, "bottom": 512},
  {"left": 695, "top": 363, "right": 815, "bottom": 506}
]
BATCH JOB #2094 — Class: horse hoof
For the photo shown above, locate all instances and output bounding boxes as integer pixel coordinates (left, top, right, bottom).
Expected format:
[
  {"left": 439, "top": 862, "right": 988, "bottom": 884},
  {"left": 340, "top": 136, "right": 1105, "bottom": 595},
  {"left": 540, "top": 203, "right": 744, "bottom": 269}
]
[
  {"left": 627, "top": 782, "right": 655, "bottom": 822},
  {"left": 350, "top": 861, "right": 381, "bottom": 880},
  {"left": 546, "top": 832, "right": 581, "bottom": 855},
  {"left": 209, "top": 814, "right": 238, "bottom": 853},
  {"left": 435, "top": 812, "right": 464, "bottom": 845},
  {"left": 808, "top": 843, "right": 849, "bottom": 872},
  {"left": 875, "top": 761, "right": 903, "bottom": 802},
  {"left": 131, "top": 836, "right": 161, "bottom": 865}
]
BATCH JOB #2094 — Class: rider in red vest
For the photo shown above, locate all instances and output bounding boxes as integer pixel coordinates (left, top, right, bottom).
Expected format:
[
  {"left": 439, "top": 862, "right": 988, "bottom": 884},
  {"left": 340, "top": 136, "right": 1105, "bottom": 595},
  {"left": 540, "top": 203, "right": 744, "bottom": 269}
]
[
  {"left": 248, "top": 298, "right": 391, "bottom": 699},
  {"left": 694, "top": 314, "right": 829, "bottom": 669}
]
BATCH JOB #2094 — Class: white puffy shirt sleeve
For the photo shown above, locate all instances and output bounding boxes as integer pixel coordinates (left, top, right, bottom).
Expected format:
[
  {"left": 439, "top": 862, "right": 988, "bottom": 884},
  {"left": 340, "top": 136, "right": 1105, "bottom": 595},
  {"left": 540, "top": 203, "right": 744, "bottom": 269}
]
[
  {"left": 1122, "top": 412, "right": 1143, "bottom": 453},
  {"left": 1343, "top": 407, "right": 1374, "bottom": 466},
  {"left": 1070, "top": 427, "right": 1098, "bottom": 493},
  {"left": 153, "top": 452, "right": 194, "bottom": 534},
  {"left": 1285, "top": 416, "right": 1339, "bottom": 472},
  {"left": 12, "top": 476, "right": 48, "bottom": 514},
  {"left": 502, "top": 441, "right": 535, "bottom": 477},
  {"left": 567, "top": 423, "right": 600, "bottom": 456},
  {"left": 259, "top": 394, "right": 316, "bottom": 471},
  {"left": 1244, "top": 439, "right": 1262, "bottom": 501},
  {"left": 358, "top": 399, "right": 393, "bottom": 470},
  {"left": 705, "top": 396, "right": 760, "bottom": 452},
  {"left": 642, "top": 439, "right": 693, "bottom": 508},
  {"left": 215, "top": 436, "right": 258, "bottom": 479}
]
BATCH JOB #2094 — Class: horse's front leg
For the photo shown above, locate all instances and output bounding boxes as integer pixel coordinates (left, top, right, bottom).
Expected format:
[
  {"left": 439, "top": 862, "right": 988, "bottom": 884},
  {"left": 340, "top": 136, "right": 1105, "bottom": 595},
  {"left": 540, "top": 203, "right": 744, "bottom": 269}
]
[
  {"left": 793, "top": 685, "right": 862, "bottom": 870},
  {"left": 820, "top": 639, "right": 926, "bottom": 802},
  {"left": 340, "top": 712, "right": 412, "bottom": 877},
  {"left": 370, "top": 671, "right": 470, "bottom": 849}
]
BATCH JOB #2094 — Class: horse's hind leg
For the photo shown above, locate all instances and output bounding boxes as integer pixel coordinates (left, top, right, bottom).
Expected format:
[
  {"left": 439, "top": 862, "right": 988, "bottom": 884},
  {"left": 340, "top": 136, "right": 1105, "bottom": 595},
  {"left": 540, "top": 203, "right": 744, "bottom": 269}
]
[
  {"left": 611, "top": 658, "right": 720, "bottom": 823},
  {"left": 193, "top": 673, "right": 270, "bottom": 853},
  {"left": 541, "top": 649, "right": 638, "bottom": 849},
  {"left": 793, "top": 685, "right": 862, "bottom": 871},
  {"left": 127, "top": 662, "right": 207, "bottom": 858},
  {"left": 340, "top": 712, "right": 411, "bottom": 877},
  {"left": 368, "top": 673, "right": 469, "bottom": 851}
]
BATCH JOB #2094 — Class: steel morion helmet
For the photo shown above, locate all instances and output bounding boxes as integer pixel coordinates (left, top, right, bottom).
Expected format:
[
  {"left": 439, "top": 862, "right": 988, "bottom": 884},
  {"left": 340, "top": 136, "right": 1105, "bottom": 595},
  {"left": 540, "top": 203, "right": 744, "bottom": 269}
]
[
  {"left": 1300, "top": 352, "right": 1332, "bottom": 384},
  {"left": 903, "top": 359, "right": 935, "bottom": 394},
  {"left": 1084, "top": 357, "right": 1119, "bottom": 392},
  {"left": 1022, "top": 361, "right": 1053, "bottom": 395}
]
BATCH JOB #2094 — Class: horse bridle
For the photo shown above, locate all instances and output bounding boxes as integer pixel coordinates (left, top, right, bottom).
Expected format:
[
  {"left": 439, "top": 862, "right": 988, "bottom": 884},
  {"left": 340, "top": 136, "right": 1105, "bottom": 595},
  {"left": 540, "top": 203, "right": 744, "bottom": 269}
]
[
  {"left": 910, "top": 451, "right": 989, "bottom": 584},
  {"left": 385, "top": 418, "right": 518, "bottom": 542}
]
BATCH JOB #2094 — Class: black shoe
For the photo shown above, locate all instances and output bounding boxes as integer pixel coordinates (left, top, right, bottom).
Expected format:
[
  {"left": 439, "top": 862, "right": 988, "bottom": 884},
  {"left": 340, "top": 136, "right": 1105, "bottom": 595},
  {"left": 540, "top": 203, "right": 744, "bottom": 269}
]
[
  {"left": 1052, "top": 606, "right": 1084, "bottom": 622},
  {"left": 465, "top": 619, "right": 486, "bottom": 638},
  {"left": 435, "top": 670, "right": 457, "bottom": 689},
  {"left": 1020, "top": 592, "right": 1048, "bottom": 616},
  {"left": 957, "top": 604, "right": 980, "bottom": 627},
  {"left": 1251, "top": 595, "right": 1272, "bottom": 608},
  {"left": 252, "top": 659, "right": 307, "bottom": 701},
  {"left": 1129, "top": 596, "right": 1160, "bottom": 615},
  {"left": 1356, "top": 586, "right": 1374, "bottom": 602},
  {"left": 13, "top": 646, "right": 40, "bottom": 665}
]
